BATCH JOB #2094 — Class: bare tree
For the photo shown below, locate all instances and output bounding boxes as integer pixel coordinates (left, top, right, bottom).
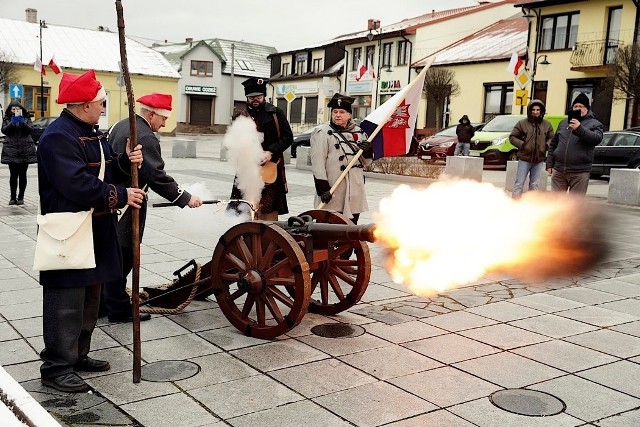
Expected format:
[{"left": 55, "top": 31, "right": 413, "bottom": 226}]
[
  {"left": 422, "top": 68, "right": 460, "bottom": 131},
  {"left": 603, "top": 44, "right": 640, "bottom": 127},
  {"left": 0, "top": 50, "right": 21, "bottom": 96}
]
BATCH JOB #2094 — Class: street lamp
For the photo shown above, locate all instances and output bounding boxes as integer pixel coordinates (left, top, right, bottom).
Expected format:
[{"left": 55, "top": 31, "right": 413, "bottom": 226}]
[
  {"left": 521, "top": 7, "right": 551, "bottom": 101},
  {"left": 38, "top": 19, "right": 47, "bottom": 118},
  {"left": 366, "top": 19, "right": 382, "bottom": 108}
]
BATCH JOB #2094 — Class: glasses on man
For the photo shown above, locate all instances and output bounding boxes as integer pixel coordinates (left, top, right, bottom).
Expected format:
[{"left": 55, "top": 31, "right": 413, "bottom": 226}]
[{"left": 248, "top": 95, "right": 264, "bottom": 101}]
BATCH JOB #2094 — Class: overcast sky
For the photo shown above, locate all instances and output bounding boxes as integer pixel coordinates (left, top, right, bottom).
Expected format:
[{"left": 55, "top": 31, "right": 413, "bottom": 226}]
[{"left": 2, "top": 0, "right": 489, "bottom": 51}]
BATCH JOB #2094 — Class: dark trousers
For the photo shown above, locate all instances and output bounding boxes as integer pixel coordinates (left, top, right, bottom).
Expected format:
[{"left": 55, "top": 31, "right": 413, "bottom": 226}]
[
  {"left": 101, "top": 246, "right": 134, "bottom": 317},
  {"left": 551, "top": 170, "right": 590, "bottom": 194},
  {"left": 9, "top": 163, "right": 28, "bottom": 199},
  {"left": 40, "top": 284, "right": 101, "bottom": 379}
]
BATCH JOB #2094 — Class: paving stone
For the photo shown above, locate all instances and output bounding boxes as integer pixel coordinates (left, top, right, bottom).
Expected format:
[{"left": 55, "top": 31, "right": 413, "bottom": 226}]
[
  {"left": 174, "top": 352, "right": 259, "bottom": 391},
  {"left": 0, "top": 320, "right": 20, "bottom": 341},
  {"left": 598, "top": 298, "right": 640, "bottom": 317},
  {"left": 297, "top": 330, "right": 392, "bottom": 357},
  {"left": 339, "top": 345, "right": 442, "bottom": 380},
  {"left": 165, "top": 307, "right": 230, "bottom": 332},
  {"left": 402, "top": 333, "right": 500, "bottom": 364},
  {"left": 230, "top": 338, "right": 328, "bottom": 371},
  {"left": 0, "top": 338, "right": 39, "bottom": 365},
  {"left": 510, "top": 293, "right": 587, "bottom": 313},
  {"left": 549, "top": 287, "right": 625, "bottom": 305},
  {"left": 610, "top": 320, "right": 640, "bottom": 338},
  {"left": 564, "top": 329, "right": 640, "bottom": 358},
  {"left": 138, "top": 333, "right": 221, "bottom": 363},
  {"left": 577, "top": 360, "right": 640, "bottom": 398},
  {"left": 458, "top": 323, "right": 551, "bottom": 350},
  {"left": 121, "top": 392, "right": 221, "bottom": 427},
  {"left": 385, "top": 409, "right": 476, "bottom": 426},
  {"left": 198, "top": 326, "right": 272, "bottom": 351},
  {"left": 363, "top": 319, "right": 446, "bottom": 343},
  {"left": 593, "top": 408, "right": 640, "bottom": 426},
  {"left": 467, "top": 301, "right": 545, "bottom": 321},
  {"left": 3, "top": 360, "right": 41, "bottom": 382},
  {"left": 9, "top": 316, "right": 41, "bottom": 338},
  {"left": 556, "top": 306, "right": 639, "bottom": 327},
  {"left": 86, "top": 371, "right": 181, "bottom": 405},
  {"left": 313, "top": 381, "right": 436, "bottom": 426},
  {"left": 421, "top": 311, "right": 498, "bottom": 332},
  {"left": 100, "top": 315, "right": 192, "bottom": 345},
  {"left": 228, "top": 399, "right": 351, "bottom": 427},
  {"left": 512, "top": 340, "right": 618, "bottom": 372},
  {"left": 509, "top": 314, "right": 599, "bottom": 339},
  {"left": 585, "top": 279, "right": 640, "bottom": 297}
]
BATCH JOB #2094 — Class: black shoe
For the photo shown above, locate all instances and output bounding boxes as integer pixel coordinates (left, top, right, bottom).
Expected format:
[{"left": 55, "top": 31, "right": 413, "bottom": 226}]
[
  {"left": 108, "top": 312, "right": 151, "bottom": 323},
  {"left": 16, "top": 199, "right": 24, "bottom": 205},
  {"left": 9, "top": 199, "right": 17, "bottom": 205},
  {"left": 74, "top": 356, "right": 111, "bottom": 372},
  {"left": 41, "top": 372, "right": 89, "bottom": 393}
]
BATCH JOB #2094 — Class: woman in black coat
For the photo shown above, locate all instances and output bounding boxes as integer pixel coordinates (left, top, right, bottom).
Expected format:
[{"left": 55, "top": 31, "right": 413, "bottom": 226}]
[{"left": 1, "top": 101, "right": 37, "bottom": 205}]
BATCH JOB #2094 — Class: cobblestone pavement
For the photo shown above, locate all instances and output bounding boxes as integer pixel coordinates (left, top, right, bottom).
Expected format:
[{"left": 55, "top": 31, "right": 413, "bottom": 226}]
[{"left": 1, "top": 136, "right": 639, "bottom": 426}]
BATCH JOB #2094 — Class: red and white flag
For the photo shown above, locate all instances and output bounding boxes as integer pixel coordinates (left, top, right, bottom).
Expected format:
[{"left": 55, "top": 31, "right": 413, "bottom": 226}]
[
  {"left": 506, "top": 51, "right": 524, "bottom": 76},
  {"left": 48, "top": 55, "right": 61, "bottom": 74},
  {"left": 34, "top": 56, "right": 46, "bottom": 75},
  {"left": 355, "top": 58, "right": 368, "bottom": 81}
]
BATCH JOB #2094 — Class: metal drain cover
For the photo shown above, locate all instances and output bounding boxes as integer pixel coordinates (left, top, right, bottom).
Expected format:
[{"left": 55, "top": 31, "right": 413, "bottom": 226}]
[
  {"left": 141, "top": 360, "right": 200, "bottom": 382},
  {"left": 490, "top": 389, "right": 566, "bottom": 417},
  {"left": 311, "top": 323, "right": 365, "bottom": 338}
]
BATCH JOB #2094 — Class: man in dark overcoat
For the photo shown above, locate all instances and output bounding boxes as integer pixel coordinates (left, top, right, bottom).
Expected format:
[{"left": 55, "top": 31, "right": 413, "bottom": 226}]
[
  {"left": 229, "top": 77, "right": 293, "bottom": 220},
  {"left": 103, "top": 93, "right": 202, "bottom": 322},
  {"left": 36, "top": 70, "right": 146, "bottom": 392}
]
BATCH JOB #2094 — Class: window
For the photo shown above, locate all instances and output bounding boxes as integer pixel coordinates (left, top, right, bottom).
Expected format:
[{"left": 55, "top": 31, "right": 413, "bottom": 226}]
[
  {"left": 352, "top": 47, "right": 362, "bottom": 71},
  {"left": 281, "top": 62, "right": 290, "bottom": 76},
  {"left": 397, "top": 40, "right": 409, "bottom": 65},
  {"left": 483, "top": 83, "right": 513, "bottom": 122},
  {"left": 382, "top": 43, "right": 392, "bottom": 67},
  {"left": 540, "top": 13, "right": 579, "bottom": 51},
  {"left": 313, "top": 58, "right": 322, "bottom": 73},
  {"left": 235, "top": 60, "right": 255, "bottom": 71},
  {"left": 366, "top": 45, "right": 375, "bottom": 69},
  {"left": 295, "top": 61, "right": 305, "bottom": 75},
  {"left": 612, "top": 134, "right": 640, "bottom": 147},
  {"left": 190, "top": 60, "right": 213, "bottom": 77},
  {"left": 605, "top": 7, "right": 622, "bottom": 64}
]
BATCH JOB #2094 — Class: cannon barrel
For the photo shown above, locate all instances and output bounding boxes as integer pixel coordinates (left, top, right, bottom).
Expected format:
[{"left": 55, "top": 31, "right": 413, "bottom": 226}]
[{"left": 276, "top": 220, "right": 377, "bottom": 243}]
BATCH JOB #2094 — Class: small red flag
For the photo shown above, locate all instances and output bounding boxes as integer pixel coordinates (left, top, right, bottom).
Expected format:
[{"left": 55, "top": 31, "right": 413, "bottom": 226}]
[{"left": 48, "top": 55, "right": 61, "bottom": 74}]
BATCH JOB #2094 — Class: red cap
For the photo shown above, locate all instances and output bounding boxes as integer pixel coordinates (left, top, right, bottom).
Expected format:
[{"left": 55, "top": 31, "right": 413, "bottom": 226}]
[
  {"left": 137, "top": 93, "right": 172, "bottom": 118},
  {"left": 56, "top": 70, "right": 105, "bottom": 104}
]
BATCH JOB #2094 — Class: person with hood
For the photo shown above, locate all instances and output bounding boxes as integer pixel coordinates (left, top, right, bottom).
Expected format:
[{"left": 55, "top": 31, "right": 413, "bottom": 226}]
[
  {"left": 509, "top": 99, "right": 555, "bottom": 199},
  {"left": 1, "top": 100, "right": 37, "bottom": 205},
  {"left": 546, "top": 93, "right": 604, "bottom": 194},
  {"left": 310, "top": 93, "right": 372, "bottom": 224},
  {"left": 454, "top": 115, "right": 475, "bottom": 156}
]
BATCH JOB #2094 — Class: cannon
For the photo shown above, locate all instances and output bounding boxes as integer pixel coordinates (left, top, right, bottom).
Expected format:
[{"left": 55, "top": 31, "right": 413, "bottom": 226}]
[{"left": 142, "top": 209, "right": 376, "bottom": 339}]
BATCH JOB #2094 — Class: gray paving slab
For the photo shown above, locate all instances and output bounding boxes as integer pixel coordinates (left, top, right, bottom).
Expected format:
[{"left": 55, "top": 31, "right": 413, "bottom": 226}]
[
  {"left": 120, "top": 392, "right": 223, "bottom": 427},
  {"left": 338, "top": 345, "right": 443, "bottom": 380},
  {"left": 564, "top": 329, "right": 640, "bottom": 358},
  {"left": 508, "top": 313, "right": 600, "bottom": 339},
  {"left": 385, "top": 409, "right": 477, "bottom": 426},
  {"left": 227, "top": 400, "right": 352, "bottom": 427},
  {"left": 457, "top": 323, "right": 552, "bottom": 350},
  {"left": 403, "top": 333, "right": 501, "bottom": 364},
  {"left": 511, "top": 340, "right": 619, "bottom": 373},
  {"left": 230, "top": 338, "right": 329, "bottom": 372},
  {"left": 362, "top": 319, "right": 447, "bottom": 343},
  {"left": 577, "top": 360, "right": 640, "bottom": 398},
  {"left": 593, "top": 408, "right": 640, "bottom": 426}
]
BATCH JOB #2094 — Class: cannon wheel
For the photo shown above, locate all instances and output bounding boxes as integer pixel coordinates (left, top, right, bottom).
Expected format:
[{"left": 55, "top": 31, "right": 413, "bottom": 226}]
[
  {"left": 211, "top": 222, "right": 311, "bottom": 339},
  {"left": 299, "top": 209, "right": 371, "bottom": 315}
]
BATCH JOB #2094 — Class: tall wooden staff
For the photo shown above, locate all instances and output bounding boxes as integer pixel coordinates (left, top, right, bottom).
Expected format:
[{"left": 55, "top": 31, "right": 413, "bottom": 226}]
[{"left": 115, "top": 0, "right": 142, "bottom": 383}]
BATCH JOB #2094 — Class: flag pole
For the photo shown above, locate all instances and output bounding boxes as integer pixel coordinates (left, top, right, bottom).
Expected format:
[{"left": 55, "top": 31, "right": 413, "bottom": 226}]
[
  {"left": 317, "top": 57, "right": 434, "bottom": 209},
  {"left": 115, "top": 0, "right": 142, "bottom": 383}
]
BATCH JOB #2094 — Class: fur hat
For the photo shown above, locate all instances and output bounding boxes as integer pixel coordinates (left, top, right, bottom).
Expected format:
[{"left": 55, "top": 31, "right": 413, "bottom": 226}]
[
  {"left": 137, "top": 93, "right": 172, "bottom": 118},
  {"left": 327, "top": 93, "right": 355, "bottom": 113},
  {"left": 572, "top": 93, "right": 590, "bottom": 110},
  {"left": 57, "top": 70, "right": 106, "bottom": 104}
]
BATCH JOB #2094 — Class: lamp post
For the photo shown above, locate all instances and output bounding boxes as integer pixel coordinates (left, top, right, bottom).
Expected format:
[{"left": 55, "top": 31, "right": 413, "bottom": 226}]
[
  {"left": 521, "top": 7, "right": 551, "bottom": 101},
  {"left": 366, "top": 19, "right": 381, "bottom": 109},
  {"left": 39, "top": 20, "right": 47, "bottom": 118}
]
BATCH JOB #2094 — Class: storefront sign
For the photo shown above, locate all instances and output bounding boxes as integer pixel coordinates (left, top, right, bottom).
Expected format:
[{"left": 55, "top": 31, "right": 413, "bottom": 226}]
[
  {"left": 184, "top": 85, "right": 217, "bottom": 95},
  {"left": 379, "top": 80, "right": 402, "bottom": 93},
  {"left": 276, "top": 82, "right": 318, "bottom": 95},
  {"left": 347, "top": 81, "right": 372, "bottom": 94}
]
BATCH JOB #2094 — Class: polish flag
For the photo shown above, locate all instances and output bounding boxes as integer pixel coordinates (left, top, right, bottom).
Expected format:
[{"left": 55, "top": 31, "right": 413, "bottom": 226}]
[
  {"left": 506, "top": 51, "right": 524, "bottom": 76},
  {"left": 48, "top": 55, "right": 61, "bottom": 74},
  {"left": 355, "top": 58, "right": 368, "bottom": 81},
  {"left": 34, "top": 56, "right": 46, "bottom": 75}
]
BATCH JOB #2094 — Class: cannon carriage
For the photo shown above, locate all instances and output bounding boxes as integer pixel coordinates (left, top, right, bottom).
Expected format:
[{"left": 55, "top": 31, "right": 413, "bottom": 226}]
[{"left": 141, "top": 209, "right": 376, "bottom": 339}]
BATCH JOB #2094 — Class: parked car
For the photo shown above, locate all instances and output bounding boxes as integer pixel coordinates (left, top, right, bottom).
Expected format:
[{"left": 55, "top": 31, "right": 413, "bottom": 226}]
[
  {"left": 416, "top": 123, "right": 484, "bottom": 162},
  {"left": 469, "top": 113, "right": 566, "bottom": 168},
  {"left": 31, "top": 116, "right": 58, "bottom": 143},
  {"left": 590, "top": 130, "right": 640, "bottom": 177}
]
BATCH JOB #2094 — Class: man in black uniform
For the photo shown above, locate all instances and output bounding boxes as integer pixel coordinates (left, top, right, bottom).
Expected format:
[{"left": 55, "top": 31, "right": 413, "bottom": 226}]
[
  {"left": 229, "top": 77, "right": 293, "bottom": 220},
  {"left": 103, "top": 93, "right": 202, "bottom": 322}
]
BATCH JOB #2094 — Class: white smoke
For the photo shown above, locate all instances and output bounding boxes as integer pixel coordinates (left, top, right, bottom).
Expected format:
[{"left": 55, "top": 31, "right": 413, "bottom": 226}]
[{"left": 223, "top": 116, "right": 264, "bottom": 216}]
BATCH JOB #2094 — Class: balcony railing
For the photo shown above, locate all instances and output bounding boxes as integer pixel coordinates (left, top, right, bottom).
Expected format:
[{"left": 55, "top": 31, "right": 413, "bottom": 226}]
[{"left": 570, "top": 39, "right": 621, "bottom": 67}]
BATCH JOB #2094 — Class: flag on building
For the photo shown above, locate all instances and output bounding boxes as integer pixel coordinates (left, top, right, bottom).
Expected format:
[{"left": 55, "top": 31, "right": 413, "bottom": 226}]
[
  {"left": 360, "top": 57, "right": 433, "bottom": 159},
  {"left": 34, "top": 56, "right": 46, "bottom": 75},
  {"left": 506, "top": 51, "right": 524, "bottom": 76},
  {"left": 355, "top": 58, "right": 369, "bottom": 81},
  {"left": 48, "top": 55, "right": 61, "bottom": 74}
]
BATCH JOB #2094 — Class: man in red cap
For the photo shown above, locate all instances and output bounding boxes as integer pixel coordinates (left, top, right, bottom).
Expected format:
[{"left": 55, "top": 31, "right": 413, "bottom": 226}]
[
  {"left": 104, "top": 93, "right": 202, "bottom": 322},
  {"left": 36, "top": 70, "right": 146, "bottom": 392}
]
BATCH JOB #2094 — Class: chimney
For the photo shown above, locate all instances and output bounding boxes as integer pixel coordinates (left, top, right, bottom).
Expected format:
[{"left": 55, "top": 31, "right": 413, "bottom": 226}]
[
  {"left": 431, "top": 9, "right": 435, "bottom": 18},
  {"left": 185, "top": 37, "right": 193, "bottom": 47},
  {"left": 25, "top": 8, "right": 37, "bottom": 24}
]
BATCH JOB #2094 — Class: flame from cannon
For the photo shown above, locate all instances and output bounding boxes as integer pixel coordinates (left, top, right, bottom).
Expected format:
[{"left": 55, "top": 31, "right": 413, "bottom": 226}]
[{"left": 374, "top": 180, "right": 609, "bottom": 295}]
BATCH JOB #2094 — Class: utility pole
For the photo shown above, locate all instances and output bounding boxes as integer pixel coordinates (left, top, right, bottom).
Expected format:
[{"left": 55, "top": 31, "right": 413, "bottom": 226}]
[
  {"left": 39, "top": 20, "right": 46, "bottom": 118},
  {"left": 230, "top": 43, "right": 235, "bottom": 123}
]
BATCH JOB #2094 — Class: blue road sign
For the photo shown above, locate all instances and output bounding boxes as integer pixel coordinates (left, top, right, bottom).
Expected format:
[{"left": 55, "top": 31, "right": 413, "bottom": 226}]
[{"left": 9, "top": 84, "right": 23, "bottom": 100}]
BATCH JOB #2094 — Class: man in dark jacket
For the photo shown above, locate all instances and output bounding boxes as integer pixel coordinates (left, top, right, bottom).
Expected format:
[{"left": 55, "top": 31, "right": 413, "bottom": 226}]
[
  {"left": 229, "top": 77, "right": 293, "bottom": 220},
  {"left": 509, "top": 99, "right": 555, "bottom": 199},
  {"left": 104, "top": 93, "right": 202, "bottom": 323},
  {"left": 1, "top": 100, "right": 37, "bottom": 204},
  {"left": 454, "top": 115, "right": 475, "bottom": 156},
  {"left": 546, "top": 93, "right": 604, "bottom": 194},
  {"left": 36, "top": 70, "right": 146, "bottom": 392}
]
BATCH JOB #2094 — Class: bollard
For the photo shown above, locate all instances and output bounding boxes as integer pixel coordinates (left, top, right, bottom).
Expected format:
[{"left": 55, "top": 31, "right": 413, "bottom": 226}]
[
  {"left": 444, "top": 156, "right": 484, "bottom": 181},
  {"left": 296, "top": 146, "right": 312, "bottom": 169},
  {"left": 608, "top": 168, "right": 640, "bottom": 206},
  {"left": 172, "top": 138, "right": 197, "bottom": 158}
]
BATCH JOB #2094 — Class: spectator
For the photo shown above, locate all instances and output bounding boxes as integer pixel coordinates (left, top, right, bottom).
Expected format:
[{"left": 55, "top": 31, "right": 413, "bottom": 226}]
[
  {"left": 310, "top": 93, "right": 372, "bottom": 224},
  {"left": 454, "top": 115, "right": 475, "bottom": 156},
  {"left": 1, "top": 100, "right": 37, "bottom": 205},
  {"left": 509, "top": 100, "right": 554, "bottom": 199},
  {"left": 103, "top": 93, "right": 202, "bottom": 323},
  {"left": 36, "top": 70, "right": 146, "bottom": 393},
  {"left": 546, "top": 93, "right": 604, "bottom": 194}
]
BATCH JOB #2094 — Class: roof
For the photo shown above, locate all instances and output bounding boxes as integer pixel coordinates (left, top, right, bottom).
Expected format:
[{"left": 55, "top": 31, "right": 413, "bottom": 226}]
[
  {"left": 0, "top": 17, "right": 179, "bottom": 78},
  {"left": 413, "top": 16, "right": 528, "bottom": 67},
  {"left": 514, "top": 0, "right": 583, "bottom": 6},
  {"left": 152, "top": 38, "right": 276, "bottom": 78}
]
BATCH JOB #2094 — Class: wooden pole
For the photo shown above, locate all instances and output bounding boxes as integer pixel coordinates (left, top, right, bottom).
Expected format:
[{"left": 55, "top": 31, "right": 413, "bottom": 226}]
[
  {"left": 317, "top": 57, "right": 434, "bottom": 209},
  {"left": 115, "top": 0, "right": 142, "bottom": 383}
]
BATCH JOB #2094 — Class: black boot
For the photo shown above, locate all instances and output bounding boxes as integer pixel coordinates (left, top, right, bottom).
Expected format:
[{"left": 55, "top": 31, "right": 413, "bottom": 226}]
[{"left": 9, "top": 198, "right": 17, "bottom": 205}]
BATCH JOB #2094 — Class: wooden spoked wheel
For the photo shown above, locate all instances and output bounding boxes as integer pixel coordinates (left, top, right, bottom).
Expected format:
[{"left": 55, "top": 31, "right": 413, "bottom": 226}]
[
  {"left": 211, "top": 222, "right": 310, "bottom": 339},
  {"left": 299, "top": 209, "right": 371, "bottom": 315}
]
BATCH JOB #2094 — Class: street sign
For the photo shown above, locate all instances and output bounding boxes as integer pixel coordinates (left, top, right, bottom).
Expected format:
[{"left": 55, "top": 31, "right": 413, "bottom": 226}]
[
  {"left": 9, "top": 84, "right": 23, "bottom": 100},
  {"left": 284, "top": 91, "right": 296, "bottom": 103},
  {"left": 515, "top": 89, "right": 529, "bottom": 106},
  {"left": 116, "top": 75, "right": 125, "bottom": 87},
  {"left": 515, "top": 69, "right": 530, "bottom": 90}
]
